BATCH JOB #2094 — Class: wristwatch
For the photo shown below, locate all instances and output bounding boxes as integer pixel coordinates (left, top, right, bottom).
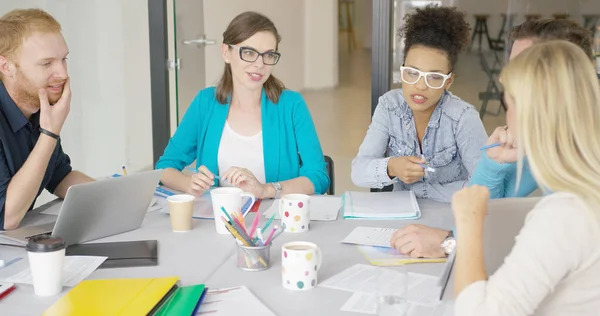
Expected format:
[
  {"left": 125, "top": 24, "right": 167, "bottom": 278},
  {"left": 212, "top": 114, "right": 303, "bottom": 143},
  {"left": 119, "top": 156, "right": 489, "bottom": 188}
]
[
  {"left": 271, "top": 182, "right": 282, "bottom": 199},
  {"left": 441, "top": 230, "right": 456, "bottom": 256}
]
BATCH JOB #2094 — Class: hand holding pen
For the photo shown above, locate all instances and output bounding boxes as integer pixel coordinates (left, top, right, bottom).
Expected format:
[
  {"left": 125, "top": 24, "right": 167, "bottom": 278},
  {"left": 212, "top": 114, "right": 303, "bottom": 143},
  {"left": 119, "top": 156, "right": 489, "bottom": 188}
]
[
  {"left": 388, "top": 156, "right": 433, "bottom": 185},
  {"left": 186, "top": 165, "right": 218, "bottom": 195},
  {"left": 479, "top": 125, "right": 518, "bottom": 164}
]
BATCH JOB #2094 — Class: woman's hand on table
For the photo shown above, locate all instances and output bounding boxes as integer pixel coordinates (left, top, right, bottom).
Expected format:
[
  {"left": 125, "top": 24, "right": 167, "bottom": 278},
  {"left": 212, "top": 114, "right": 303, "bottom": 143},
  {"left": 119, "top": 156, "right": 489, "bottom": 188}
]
[{"left": 390, "top": 224, "right": 449, "bottom": 258}]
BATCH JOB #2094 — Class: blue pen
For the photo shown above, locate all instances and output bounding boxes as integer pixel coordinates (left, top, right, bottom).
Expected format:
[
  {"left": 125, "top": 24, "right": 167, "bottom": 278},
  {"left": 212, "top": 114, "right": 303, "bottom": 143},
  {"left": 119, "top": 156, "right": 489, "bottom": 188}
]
[
  {"left": 480, "top": 142, "right": 501, "bottom": 150},
  {"left": 419, "top": 154, "right": 436, "bottom": 172},
  {"left": 185, "top": 167, "right": 221, "bottom": 179},
  {"left": 418, "top": 163, "right": 436, "bottom": 172}
]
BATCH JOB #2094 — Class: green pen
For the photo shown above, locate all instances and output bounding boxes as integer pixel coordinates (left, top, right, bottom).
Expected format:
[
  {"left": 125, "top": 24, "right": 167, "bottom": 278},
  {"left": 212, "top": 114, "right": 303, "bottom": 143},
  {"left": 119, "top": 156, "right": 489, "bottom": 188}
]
[{"left": 261, "top": 213, "right": 276, "bottom": 234}]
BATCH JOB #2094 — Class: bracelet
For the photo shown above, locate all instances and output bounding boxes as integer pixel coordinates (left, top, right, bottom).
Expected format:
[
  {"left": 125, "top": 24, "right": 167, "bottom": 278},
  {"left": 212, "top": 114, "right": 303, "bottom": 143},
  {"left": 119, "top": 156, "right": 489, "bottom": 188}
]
[{"left": 39, "top": 127, "right": 59, "bottom": 140}]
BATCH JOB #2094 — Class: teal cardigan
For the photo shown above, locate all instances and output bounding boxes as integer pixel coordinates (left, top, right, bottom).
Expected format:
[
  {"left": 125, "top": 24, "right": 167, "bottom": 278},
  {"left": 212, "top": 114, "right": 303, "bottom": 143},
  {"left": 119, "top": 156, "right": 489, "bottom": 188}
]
[{"left": 155, "top": 87, "right": 329, "bottom": 194}]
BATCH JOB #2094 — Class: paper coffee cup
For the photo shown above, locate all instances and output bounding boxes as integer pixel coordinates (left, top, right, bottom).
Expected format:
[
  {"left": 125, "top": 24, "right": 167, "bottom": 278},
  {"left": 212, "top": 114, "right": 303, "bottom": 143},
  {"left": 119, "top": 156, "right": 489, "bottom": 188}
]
[
  {"left": 167, "top": 194, "right": 194, "bottom": 232},
  {"left": 26, "top": 235, "right": 66, "bottom": 296}
]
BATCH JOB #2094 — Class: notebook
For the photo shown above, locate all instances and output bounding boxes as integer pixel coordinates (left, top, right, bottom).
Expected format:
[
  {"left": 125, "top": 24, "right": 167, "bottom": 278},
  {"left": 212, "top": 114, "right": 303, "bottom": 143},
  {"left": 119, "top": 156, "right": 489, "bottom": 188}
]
[
  {"left": 154, "top": 284, "right": 207, "bottom": 316},
  {"left": 342, "top": 191, "right": 421, "bottom": 220},
  {"left": 43, "top": 276, "right": 179, "bottom": 316}
]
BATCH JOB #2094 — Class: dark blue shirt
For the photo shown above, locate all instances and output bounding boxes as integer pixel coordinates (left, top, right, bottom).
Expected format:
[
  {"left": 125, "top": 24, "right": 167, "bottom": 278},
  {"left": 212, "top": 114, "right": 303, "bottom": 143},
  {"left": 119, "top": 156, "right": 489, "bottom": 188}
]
[{"left": 0, "top": 81, "right": 72, "bottom": 230}]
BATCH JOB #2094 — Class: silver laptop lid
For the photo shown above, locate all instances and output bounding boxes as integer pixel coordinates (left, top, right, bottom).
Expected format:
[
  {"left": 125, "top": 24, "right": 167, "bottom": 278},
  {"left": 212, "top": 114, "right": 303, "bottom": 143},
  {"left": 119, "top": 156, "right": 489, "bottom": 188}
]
[{"left": 52, "top": 169, "right": 163, "bottom": 246}]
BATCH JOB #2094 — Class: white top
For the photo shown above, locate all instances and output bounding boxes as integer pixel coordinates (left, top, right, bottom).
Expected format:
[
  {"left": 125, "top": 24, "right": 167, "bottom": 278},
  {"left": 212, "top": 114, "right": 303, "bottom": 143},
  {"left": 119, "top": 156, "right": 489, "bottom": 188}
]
[
  {"left": 217, "top": 121, "right": 266, "bottom": 185},
  {"left": 455, "top": 192, "right": 600, "bottom": 316}
]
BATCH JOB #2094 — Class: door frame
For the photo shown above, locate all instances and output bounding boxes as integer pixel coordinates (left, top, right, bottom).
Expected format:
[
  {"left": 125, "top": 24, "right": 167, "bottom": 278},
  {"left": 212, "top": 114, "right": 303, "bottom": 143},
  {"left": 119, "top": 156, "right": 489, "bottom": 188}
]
[
  {"left": 371, "top": 0, "right": 393, "bottom": 116},
  {"left": 147, "top": 0, "right": 171, "bottom": 165}
]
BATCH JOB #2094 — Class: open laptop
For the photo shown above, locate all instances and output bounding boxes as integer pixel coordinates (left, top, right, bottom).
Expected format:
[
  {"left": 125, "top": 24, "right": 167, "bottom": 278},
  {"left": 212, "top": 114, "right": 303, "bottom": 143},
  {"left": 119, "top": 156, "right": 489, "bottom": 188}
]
[
  {"left": 1, "top": 169, "right": 163, "bottom": 246},
  {"left": 439, "top": 197, "right": 540, "bottom": 301}
]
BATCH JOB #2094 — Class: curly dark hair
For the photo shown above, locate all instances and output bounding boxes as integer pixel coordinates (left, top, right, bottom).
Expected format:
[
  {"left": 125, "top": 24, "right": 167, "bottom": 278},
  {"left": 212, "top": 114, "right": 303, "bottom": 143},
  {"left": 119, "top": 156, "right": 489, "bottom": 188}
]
[{"left": 400, "top": 5, "right": 471, "bottom": 71}]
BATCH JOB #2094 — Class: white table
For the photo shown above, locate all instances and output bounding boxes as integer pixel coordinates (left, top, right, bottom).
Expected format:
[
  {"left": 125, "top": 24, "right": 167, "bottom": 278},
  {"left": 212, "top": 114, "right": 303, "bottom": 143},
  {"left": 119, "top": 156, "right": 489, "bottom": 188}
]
[{"left": 0, "top": 197, "right": 540, "bottom": 315}]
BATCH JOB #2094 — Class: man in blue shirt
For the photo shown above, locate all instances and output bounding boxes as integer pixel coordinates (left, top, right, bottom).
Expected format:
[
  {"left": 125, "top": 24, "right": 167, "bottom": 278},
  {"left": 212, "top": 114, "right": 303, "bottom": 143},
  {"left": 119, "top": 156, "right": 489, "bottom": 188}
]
[
  {"left": 389, "top": 19, "right": 595, "bottom": 258},
  {"left": 0, "top": 9, "right": 93, "bottom": 230}
]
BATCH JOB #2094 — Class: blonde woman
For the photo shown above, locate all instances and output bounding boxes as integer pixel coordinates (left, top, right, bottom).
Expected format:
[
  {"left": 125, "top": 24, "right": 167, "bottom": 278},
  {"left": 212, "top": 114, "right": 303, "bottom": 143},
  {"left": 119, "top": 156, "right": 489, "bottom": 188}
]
[{"left": 452, "top": 41, "right": 600, "bottom": 315}]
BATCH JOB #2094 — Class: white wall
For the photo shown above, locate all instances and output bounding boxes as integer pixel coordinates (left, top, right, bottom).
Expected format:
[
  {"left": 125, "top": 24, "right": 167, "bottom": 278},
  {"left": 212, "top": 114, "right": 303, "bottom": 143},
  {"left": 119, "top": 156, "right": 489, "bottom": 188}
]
[
  {"left": 304, "top": 0, "right": 338, "bottom": 89},
  {"left": 0, "top": 0, "right": 153, "bottom": 206},
  {"left": 203, "top": 0, "right": 338, "bottom": 91}
]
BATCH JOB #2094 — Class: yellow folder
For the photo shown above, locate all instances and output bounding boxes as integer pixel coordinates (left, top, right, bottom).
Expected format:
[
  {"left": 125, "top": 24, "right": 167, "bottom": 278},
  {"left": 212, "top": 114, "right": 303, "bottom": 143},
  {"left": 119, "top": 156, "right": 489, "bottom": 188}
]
[{"left": 43, "top": 276, "right": 179, "bottom": 316}]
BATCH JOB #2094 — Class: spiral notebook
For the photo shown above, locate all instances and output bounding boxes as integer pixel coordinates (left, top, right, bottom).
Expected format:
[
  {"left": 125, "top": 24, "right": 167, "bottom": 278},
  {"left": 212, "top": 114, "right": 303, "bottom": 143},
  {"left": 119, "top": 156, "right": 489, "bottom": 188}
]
[{"left": 342, "top": 191, "right": 421, "bottom": 220}]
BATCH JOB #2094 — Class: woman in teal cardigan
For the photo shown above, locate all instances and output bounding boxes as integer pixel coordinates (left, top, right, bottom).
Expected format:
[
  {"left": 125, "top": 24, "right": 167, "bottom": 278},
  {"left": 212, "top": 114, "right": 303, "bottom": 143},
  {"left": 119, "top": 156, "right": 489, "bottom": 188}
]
[{"left": 155, "top": 12, "right": 329, "bottom": 199}]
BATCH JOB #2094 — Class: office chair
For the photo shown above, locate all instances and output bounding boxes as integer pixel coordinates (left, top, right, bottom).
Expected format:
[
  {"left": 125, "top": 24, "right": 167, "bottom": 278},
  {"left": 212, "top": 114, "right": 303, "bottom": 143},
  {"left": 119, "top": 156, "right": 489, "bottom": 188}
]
[{"left": 324, "top": 155, "right": 335, "bottom": 195}]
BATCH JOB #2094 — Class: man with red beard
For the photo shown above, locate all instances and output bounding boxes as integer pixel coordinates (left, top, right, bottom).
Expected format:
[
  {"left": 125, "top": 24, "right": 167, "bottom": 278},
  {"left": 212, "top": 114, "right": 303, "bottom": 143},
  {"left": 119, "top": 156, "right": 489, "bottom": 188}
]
[{"left": 0, "top": 9, "right": 93, "bottom": 230}]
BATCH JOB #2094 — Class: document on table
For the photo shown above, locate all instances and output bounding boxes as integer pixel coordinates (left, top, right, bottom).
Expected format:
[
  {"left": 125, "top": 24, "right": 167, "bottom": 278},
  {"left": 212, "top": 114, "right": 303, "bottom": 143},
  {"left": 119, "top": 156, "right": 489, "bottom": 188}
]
[
  {"left": 357, "top": 245, "right": 447, "bottom": 266},
  {"left": 0, "top": 256, "right": 107, "bottom": 287},
  {"left": 340, "top": 292, "right": 454, "bottom": 316},
  {"left": 262, "top": 196, "right": 341, "bottom": 221},
  {"left": 341, "top": 227, "right": 396, "bottom": 248},
  {"left": 196, "top": 286, "right": 276, "bottom": 316},
  {"left": 319, "top": 264, "right": 441, "bottom": 306}
]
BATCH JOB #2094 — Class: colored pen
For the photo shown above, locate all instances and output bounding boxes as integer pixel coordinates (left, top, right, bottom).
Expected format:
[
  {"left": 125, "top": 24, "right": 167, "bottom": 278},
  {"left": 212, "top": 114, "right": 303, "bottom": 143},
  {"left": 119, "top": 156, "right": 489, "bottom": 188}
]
[
  {"left": 256, "top": 230, "right": 265, "bottom": 246},
  {"left": 418, "top": 154, "right": 436, "bottom": 172},
  {"left": 185, "top": 167, "right": 220, "bottom": 179},
  {"left": 121, "top": 165, "right": 128, "bottom": 176},
  {"left": 480, "top": 142, "right": 501, "bottom": 150},
  {"left": 263, "top": 226, "right": 278, "bottom": 245},
  {"left": 220, "top": 206, "right": 234, "bottom": 223},
  {"left": 268, "top": 225, "right": 285, "bottom": 243},
  {"left": 248, "top": 213, "right": 261, "bottom": 238},
  {"left": 418, "top": 163, "right": 436, "bottom": 172},
  {"left": 231, "top": 215, "right": 247, "bottom": 235},
  {"left": 261, "top": 213, "right": 276, "bottom": 234},
  {"left": 221, "top": 217, "right": 267, "bottom": 267}
]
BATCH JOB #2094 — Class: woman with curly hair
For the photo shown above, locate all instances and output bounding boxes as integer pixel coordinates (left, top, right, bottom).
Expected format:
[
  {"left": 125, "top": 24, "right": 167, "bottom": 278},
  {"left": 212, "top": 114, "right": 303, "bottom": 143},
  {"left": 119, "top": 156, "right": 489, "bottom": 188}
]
[{"left": 351, "top": 5, "right": 487, "bottom": 258}]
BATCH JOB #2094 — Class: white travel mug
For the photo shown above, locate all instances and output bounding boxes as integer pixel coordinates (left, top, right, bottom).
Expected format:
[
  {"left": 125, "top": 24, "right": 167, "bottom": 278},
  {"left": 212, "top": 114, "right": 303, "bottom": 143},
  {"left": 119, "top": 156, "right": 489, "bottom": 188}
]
[{"left": 26, "top": 235, "right": 66, "bottom": 296}]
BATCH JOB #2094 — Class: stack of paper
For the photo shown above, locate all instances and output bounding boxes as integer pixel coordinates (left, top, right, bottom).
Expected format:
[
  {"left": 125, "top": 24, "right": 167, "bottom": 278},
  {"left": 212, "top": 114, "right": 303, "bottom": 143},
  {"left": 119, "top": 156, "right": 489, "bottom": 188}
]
[
  {"left": 196, "top": 286, "right": 276, "bottom": 316},
  {"left": 319, "top": 264, "right": 453, "bottom": 315},
  {"left": 0, "top": 256, "right": 107, "bottom": 287},
  {"left": 262, "top": 196, "right": 341, "bottom": 221},
  {"left": 342, "top": 191, "right": 421, "bottom": 220}
]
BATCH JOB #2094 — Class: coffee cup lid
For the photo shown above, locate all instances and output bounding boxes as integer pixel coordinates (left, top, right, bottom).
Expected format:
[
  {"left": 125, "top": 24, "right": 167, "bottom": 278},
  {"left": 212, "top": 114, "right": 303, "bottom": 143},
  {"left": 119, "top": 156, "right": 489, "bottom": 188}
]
[{"left": 26, "top": 235, "right": 66, "bottom": 253}]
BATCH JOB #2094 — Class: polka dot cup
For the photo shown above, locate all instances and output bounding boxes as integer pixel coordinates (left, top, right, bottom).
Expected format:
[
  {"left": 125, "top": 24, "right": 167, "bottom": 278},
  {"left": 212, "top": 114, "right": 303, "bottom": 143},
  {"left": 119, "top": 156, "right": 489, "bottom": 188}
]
[
  {"left": 281, "top": 241, "right": 322, "bottom": 291},
  {"left": 279, "top": 194, "right": 310, "bottom": 233}
]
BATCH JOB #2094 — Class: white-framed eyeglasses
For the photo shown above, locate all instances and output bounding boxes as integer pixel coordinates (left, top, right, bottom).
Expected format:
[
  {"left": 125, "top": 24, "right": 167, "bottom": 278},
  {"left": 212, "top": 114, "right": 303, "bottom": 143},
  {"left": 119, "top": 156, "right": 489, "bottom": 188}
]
[{"left": 400, "top": 66, "right": 452, "bottom": 89}]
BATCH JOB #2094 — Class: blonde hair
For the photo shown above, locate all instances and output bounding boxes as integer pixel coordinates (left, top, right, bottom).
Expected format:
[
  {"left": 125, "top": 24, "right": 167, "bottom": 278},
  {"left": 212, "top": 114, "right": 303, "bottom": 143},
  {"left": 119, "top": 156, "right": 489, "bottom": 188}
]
[
  {"left": 501, "top": 40, "right": 600, "bottom": 216},
  {"left": 0, "top": 9, "right": 61, "bottom": 79}
]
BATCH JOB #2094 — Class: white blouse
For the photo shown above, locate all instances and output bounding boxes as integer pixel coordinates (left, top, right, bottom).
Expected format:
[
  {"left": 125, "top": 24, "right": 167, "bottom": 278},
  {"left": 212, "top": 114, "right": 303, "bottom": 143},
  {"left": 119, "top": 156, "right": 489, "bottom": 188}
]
[
  {"left": 455, "top": 192, "right": 600, "bottom": 316},
  {"left": 217, "top": 121, "right": 266, "bottom": 185}
]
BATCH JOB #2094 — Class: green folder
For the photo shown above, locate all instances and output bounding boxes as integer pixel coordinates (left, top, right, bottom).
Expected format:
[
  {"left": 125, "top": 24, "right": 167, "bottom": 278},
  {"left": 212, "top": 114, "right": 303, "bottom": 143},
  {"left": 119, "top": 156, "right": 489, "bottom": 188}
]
[{"left": 153, "top": 284, "right": 207, "bottom": 316}]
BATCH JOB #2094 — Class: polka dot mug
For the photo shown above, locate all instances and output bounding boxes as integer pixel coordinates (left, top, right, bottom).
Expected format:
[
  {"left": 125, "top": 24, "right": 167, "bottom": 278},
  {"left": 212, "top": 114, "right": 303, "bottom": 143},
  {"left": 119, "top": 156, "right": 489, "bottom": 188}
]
[
  {"left": 279, "top": 194, "right": 311, "bottom": 233},
  {"left": 281, "top": 241, "right": 322, "bottom": 291}
]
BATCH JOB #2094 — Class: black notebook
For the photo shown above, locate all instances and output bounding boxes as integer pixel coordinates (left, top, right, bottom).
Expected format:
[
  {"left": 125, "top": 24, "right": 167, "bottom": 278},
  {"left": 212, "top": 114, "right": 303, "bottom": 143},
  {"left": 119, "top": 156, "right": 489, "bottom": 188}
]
[{"left": 66, "top": 240, "right": 158, "bottom": 268}]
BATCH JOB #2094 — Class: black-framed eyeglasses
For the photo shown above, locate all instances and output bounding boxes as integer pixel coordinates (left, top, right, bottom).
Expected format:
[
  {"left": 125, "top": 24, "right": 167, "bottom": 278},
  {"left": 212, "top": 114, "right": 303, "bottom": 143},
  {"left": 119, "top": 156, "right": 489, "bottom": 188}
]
[{"left": 228, "top": 44, "right": 281, "bottom": 65}]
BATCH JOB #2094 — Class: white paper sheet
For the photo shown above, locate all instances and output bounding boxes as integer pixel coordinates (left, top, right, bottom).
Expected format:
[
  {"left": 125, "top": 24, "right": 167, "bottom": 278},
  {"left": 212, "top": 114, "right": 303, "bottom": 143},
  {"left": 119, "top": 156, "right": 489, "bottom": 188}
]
[
  {"left": 341, "top": 227, "right": 396, "bottom": 248},
  {"left": 262, "top": 196, "right": 341, "bottom": 221},
  {"left": 319, "top": 264, "right": 441, "bottom": 306},
  {"left": 0, "top": 256, "right": 107, "bottom": 287},
  {"left": 341, "top": 292, "right": 454, "bottom": 316},
  {"left": 196, "top": 286, "right": 276, "bottom": 316}
]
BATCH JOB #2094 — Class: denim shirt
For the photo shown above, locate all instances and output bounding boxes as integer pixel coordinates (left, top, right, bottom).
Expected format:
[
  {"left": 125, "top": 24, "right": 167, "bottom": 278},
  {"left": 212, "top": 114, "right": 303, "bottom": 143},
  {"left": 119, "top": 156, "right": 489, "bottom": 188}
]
[{"left": 351, "top": 89, "right": 488, "bottom": 203}]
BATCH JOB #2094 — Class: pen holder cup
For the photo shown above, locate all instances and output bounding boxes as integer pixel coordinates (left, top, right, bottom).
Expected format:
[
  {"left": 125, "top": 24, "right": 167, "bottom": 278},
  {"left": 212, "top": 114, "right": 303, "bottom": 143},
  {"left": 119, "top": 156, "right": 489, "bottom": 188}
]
[{"left": 236, "top": 243, "right": 272, "bottom": 272}]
